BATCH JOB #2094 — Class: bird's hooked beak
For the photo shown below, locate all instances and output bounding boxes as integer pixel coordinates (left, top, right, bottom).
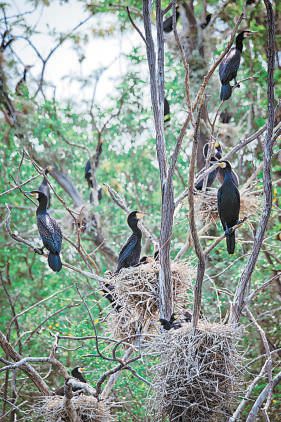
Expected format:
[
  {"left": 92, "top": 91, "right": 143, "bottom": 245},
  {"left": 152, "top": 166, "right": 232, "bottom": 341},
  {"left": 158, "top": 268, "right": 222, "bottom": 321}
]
[
  {"left": 136, "top": 212, "right": 145, "bottom": 220},
  {"left": 215, "top": 142, "right": 221, "bottom": 149},
  {"left": 78, "top": 367, "right": 85, "bottom": 373},
  {"left": 25, "top": 191, "right": 39, "bottom": 199},
  {"left": 217, "top": 162, "right": 227, "bottom": 169},
  {"left": 244, "top": 30, "right": 256, "bottom": 37}
]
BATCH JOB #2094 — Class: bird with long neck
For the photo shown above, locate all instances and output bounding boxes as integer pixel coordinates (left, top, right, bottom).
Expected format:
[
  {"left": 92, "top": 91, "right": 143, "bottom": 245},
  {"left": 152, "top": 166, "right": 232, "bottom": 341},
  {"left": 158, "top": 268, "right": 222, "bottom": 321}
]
[
  {"left": 27, "top": 190, "right": 62, "bottom": 271},
  {"left": 217, "top": 161, "right": 240, "bottom": 254},
  {"left": 38, "top": 169, "right": 51, "bottom": 208},
  {"left": 219, "top": 30, "right": 254, "bottom": 101},
  {"left": 116, "top": 211, "right": 144, "bottom": 273}
]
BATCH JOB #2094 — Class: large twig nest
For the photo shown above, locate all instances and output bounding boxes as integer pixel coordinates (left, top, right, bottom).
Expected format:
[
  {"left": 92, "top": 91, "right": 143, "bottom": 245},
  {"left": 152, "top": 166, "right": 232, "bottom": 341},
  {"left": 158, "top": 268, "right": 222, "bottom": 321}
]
[
  {"left": 33, "top": 395, "right": 112, "bottom": 422},
  {"left": 194, "top": 184, "right": 261, "bottom": 223},
  {"left": 148, "top": 321, "right": 243, "bottom": 422},
  {"left": 106, "top": 261, "right": 194, "bottom": 341}
]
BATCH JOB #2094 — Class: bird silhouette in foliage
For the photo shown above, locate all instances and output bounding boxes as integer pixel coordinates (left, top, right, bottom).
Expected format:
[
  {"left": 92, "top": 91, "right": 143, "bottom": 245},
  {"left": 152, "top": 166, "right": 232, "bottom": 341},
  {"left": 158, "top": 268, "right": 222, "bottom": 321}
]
[
  {"left": 217, "top": 161, "right": 240, "bottom": 254},
  {"left": 55, "top": 367, "right": 87, "bottom": 396},
  {"left": 116, "top": 211, "right": 144, "bottom": 273},
  {"left": 195, "top": 142, "right": 222, "bottom": 190},
  {"left": 219, "top": 30, "right": 254, "bottom": 101},
  {"left": 163, "top": 7, "right": 179, "bottom": 33},
  {"left": 27, "top": 190, "right": 62, "bottom": 272}
]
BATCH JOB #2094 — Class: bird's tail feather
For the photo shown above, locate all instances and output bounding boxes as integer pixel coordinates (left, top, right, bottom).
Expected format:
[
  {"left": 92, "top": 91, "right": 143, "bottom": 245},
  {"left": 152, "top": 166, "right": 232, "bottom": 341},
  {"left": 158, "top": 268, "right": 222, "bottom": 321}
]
[
  {"left": 220, "top": 83, "right": 232, "bottom": 101},
  {"left": 226, "top": 232, "right": 235, "bottom": 254},
  {"left": 48, "top": 252, "right": 62, "bottom": 272}
]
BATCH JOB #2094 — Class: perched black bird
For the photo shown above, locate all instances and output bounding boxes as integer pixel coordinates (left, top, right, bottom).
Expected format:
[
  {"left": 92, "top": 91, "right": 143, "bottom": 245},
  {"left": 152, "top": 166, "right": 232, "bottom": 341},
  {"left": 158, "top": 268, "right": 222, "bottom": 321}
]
[
  {"left": 219, "top": 31, "right": 254, "bottom": 101},
  {"left": 200, "top": 13, "right": 212, "bottom": 29},
  {"left": 217, "top": 161, "right": 240, "bottom": 254},
  {"left": 27, "top": 190, "right": 62, "bottom": 272},
  {"left": 116, "top": 211, "right": 144, "bottom": 273},
  {"left": 163, "top": 7, "right": 180, "bottom": 33},
  {"left": 85, "top": 159, "right": 93, "bottom": 188},
  {"left": 55, "top": 367, "right": 86, "bottom": 396},
  {"left": 15, "top": 65, "right": 33, "bottom": 97},
  {"left": 195, "top": 142, "right": 222, "bottom": 190},
  {"left": 38, "top": 169, "right": 51, "bottom": 209},
  {"left": 160, "top": 313, "right": 182, "bottom": 331},
  {"left": 71, "top": 367, "right": 87, "bottom": 383},
  {"left": 164, "top": 97, "right": 170, "bottom": 123}
]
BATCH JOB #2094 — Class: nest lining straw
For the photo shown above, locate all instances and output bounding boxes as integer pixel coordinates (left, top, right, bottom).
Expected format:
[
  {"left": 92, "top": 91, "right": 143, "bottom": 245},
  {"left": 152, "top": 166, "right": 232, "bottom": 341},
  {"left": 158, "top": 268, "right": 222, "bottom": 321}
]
[
  {"left": 194, "top": 185, "right": 261, "bottom": 223},
  {"left": 33, "top": 395, "right": 111, "bottom": 422},
  {"left": 148, "top": 321, "right": 243, "bottom": 422},
  {"left": 107, "top": 261, "right": 194, "bottom": 341}
]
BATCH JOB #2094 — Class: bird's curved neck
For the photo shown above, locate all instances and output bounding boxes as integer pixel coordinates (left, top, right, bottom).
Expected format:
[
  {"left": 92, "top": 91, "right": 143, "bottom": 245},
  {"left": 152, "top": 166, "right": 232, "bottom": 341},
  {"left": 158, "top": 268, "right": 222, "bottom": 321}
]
[
  {"left": 129, "top": 220, "right": 142, "bottom": 237},
  {"left": 223, "top": 168, "right": 233, "bottom": 182},
  {"left": 36, "top": 198, "right": 48, "bottom": 214},
  {"left": 235, "top": 34, "right": 244, "bottom": 52}
]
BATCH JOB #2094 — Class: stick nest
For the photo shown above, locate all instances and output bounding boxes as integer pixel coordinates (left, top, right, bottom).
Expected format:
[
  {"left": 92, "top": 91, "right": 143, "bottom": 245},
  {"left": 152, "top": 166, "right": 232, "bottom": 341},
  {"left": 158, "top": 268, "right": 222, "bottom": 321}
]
[
  {"left": 33, "top": 395, "right": 112, "bottom": 422},
  {"left": 107, "top": 261, "right": 194, "bottom": 341},
  {"left": 194, "top": 184, "right": 261, "bottom": 223},
  {"left": 149, "top": 321, "right": 243, "bottom": 422}
]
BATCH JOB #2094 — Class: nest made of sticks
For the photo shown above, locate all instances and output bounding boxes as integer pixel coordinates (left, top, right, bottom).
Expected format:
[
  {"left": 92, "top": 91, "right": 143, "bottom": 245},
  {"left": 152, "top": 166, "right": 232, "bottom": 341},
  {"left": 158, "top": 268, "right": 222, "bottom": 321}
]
[
  {"left": 149, "top": 321, "right": 243, "bottom": 422},
  {"left": 194, "top": 184, "right": 261, "bottom": 223},
  {"left": 106, "top": 261, "right": 194, "bottom": 341},
  {"left": 33, "top": 395, "right": 112, "bottom": 422}
]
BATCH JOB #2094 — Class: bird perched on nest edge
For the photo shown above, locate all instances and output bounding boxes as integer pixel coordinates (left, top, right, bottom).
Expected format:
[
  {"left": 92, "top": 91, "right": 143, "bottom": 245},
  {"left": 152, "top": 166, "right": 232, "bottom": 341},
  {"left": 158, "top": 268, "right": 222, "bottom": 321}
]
[
  {"left": 217, "top": 161, "right": 240, "bottom": 254},
  {"left": 116, "top": 211, "right": 144, "bottom": 273}
]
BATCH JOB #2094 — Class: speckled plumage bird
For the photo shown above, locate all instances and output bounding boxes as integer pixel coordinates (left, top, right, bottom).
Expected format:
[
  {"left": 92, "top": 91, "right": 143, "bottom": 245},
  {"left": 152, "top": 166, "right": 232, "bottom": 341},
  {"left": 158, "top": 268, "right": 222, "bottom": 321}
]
[
  {"left": 116, "top": 211, "right": 144, "bottom": 273},
  {"left": 28, "top": 190, "right": 62, "bottom": 272},
  {"left": 217, "top": 161, "right": 240, "bottom": 254},
  {"left": 195, "top": 142, "right": 222, "bottom": 190},
  {"left": 219, "top": 31, "right": 254, "bottom": 101},
  {"left": 38, "top": 169, "right": 51, "bottom": 209}
]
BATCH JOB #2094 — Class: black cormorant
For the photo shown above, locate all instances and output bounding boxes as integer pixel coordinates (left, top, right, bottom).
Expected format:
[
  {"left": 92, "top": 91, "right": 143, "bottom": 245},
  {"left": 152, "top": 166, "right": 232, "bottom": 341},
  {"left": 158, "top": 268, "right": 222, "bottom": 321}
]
[
  {"left": 38, "top": 169, "right": 51, "bottom": 209},
  {"left": 217, "top": 161, "right": 240, "bottom": 254},
  {"left": 116, "top": 211, "right": 144, "bottom": 273},
  {"left": 195, "top": 142, "right": 222, "bottom": 190},
  {"left": 55, "top": 367, "right": 86, "bottom": 396},
  {"left": 163, "top": 7, "right": 180, "bottom": 33},
  {"left": 200, "top": 13, "right": 212, "bottom": 29},
  {"left": 219, "top": 31, "right": 254, "bottom": 101},
  {"left": 164, "top": 97, "right": 170, "bottom": 122},
  {"left": 27, "top": 190, "right": 62, "bottom": 272}
]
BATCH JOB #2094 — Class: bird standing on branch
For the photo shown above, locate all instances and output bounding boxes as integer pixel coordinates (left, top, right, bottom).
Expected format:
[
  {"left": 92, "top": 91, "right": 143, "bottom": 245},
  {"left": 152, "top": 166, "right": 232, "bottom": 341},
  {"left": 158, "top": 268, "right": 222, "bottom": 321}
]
[
  {"left": 219, "top": 31, "right": 254, "bottom": 101},
  {"left": 15, "top": 65, "right": 33, "bottom": 97},
  {"left": 116, "top": 211, "right": 144, "bottom": 273},
  {"left": 26, "top": 190, "right": 62, "bottom": 272},
  {"left": 217, "top": 161, "right": 240, "bottom": 254}
]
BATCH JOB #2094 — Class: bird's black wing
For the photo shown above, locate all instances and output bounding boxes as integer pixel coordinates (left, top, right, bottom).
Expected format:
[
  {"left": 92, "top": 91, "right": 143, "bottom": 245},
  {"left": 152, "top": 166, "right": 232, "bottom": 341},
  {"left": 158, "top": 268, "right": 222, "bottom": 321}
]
[
  {"left": 219, "top": 49, "right": 241, "bottom": 84},
  {"left": 117, "top": 234, "right": 138, "bottom": 270},
  {"left": 37, "top": 214, "right": 62, "bottom": 254}
]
